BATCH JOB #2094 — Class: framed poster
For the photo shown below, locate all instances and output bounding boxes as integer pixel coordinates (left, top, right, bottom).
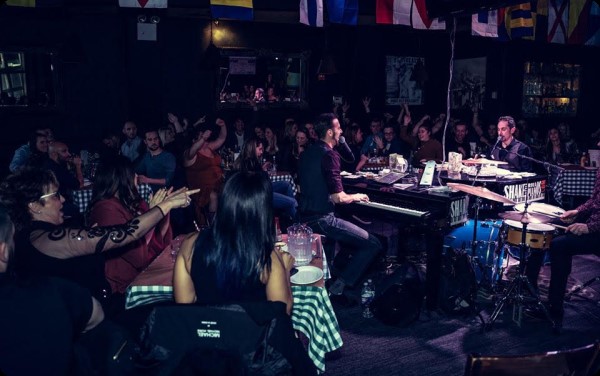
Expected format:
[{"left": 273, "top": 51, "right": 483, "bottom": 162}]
[
  {"left": 451, "top": 57, "right": 486, "bottom": 110},
  {"left": 385, "top": 56, "right": 424, "bottom": 106}
]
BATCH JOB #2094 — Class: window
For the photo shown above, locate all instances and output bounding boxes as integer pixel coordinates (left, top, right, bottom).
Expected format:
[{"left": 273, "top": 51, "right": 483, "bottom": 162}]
[{"left": 0, "top": 52, "right": 27, "bottom": 106}]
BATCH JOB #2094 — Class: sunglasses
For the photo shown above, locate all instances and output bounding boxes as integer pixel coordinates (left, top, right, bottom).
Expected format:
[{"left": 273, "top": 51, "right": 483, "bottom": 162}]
[{"left": 39, "top": 191, "right": 61, "bottom": 201}]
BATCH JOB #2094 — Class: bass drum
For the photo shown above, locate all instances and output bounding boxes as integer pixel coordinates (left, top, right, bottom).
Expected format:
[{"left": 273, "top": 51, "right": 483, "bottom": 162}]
[{"left": 444, "top": 219, "right": 504, "bottom": 287}]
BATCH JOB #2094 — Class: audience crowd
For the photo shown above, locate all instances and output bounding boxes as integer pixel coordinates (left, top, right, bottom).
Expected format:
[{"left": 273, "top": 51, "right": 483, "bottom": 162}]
[{"left": 1, "top": 94, "right": 598, "bottom": 375}]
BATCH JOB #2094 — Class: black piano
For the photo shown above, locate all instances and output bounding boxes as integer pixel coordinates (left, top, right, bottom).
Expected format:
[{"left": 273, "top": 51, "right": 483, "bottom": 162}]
[{"left": 338, "top": 178, "right": 469, "bottom": 310}]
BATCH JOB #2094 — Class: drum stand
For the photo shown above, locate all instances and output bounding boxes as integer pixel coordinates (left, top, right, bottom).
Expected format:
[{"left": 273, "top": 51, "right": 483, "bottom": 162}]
[
  {"left": 485, "top": 202, "right": 557, "bottom": 331},
  {"left": 469, "top": 196, "right": 499, "bottom": 291}
]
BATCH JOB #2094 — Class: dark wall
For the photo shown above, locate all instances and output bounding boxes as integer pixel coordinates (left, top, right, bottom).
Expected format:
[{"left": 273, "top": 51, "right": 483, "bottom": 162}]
[{"left": 1, "top": 6, "right": 600, "bottom": 176}]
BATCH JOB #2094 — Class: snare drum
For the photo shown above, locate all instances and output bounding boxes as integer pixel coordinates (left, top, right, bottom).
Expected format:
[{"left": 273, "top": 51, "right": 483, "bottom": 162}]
[
  {"left": 503, "top": 219, "right": 555, "bottom": 249},
  {"left": 513, "top": 202, "right": 565, "bottom": 218}
]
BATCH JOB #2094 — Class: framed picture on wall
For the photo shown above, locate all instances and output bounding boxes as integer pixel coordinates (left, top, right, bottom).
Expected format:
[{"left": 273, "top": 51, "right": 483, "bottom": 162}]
[
  {"left": 451, "top": 57, "right": 487, "bottom": 110},
  {"left": 385, "top": 56, "right": 425, "bottom": 106}
]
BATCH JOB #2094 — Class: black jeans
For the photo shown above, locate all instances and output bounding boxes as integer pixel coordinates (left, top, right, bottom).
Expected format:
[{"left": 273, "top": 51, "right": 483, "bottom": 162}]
[
  {"left": 526, "top": 231, "right": 600, "bottom": 314},
  {"left": 299, "top": 212, "right": 381, "bottom": 287}
]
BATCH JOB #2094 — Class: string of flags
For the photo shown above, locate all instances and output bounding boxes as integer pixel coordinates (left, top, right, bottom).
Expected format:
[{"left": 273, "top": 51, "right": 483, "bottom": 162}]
[{"left": 3, "top": 0, "right": 599, "bottom": 46}]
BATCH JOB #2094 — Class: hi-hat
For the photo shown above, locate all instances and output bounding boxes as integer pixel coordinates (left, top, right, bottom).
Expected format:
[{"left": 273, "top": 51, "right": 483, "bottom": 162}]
[
  {"left": 463, "top": 158, "right": 508, "bottom": 165},
  {"left": 499, "top": 211, "right": 552, "bottom": 224},
  {"left": 447, "top": 182, "right": 516, "bottom": 204}
]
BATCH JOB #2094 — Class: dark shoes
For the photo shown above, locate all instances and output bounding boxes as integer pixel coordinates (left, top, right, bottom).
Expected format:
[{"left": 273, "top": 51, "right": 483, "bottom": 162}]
[{"left": 524, "top": 303, "right": 564, "bottom": 333}]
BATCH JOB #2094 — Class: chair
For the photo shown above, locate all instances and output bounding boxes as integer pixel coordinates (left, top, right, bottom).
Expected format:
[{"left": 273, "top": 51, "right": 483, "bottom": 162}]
[
  {"left": 135, "top": 302, "right": 316, "bottom": 376},
  {"left": 464, "top": 341, "right": 600, "bottom": 376}
]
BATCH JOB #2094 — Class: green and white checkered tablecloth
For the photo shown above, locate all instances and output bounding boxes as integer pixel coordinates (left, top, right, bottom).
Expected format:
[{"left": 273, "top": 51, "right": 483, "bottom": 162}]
[{"left": 291, "top": 285, "right": 343, "bottom": 373}]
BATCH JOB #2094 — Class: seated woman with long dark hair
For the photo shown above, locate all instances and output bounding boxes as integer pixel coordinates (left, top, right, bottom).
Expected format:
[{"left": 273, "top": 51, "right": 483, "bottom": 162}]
[
  {"left": 173, "top": 171, "right": 316, "bottom": 375},
  {"left": 173, "top": 171, "right": 294, "bottom": 311},
  {"left": 87, "top": 156, "right": 173, "bottom": 297},
  {"left": 0, "top": 167, "right": 196, "bottom": 307},
  {"left": 234, "top": 138, "right": 297, "bottom": 221}
]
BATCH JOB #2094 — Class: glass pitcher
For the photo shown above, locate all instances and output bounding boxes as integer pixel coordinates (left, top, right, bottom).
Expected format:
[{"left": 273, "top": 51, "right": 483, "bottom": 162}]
[{"left": 286, "top": 224, "right": 313, "bottom": 266}]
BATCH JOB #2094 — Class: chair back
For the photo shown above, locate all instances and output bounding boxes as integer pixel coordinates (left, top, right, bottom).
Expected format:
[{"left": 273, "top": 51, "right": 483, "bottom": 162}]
[
  {"left": 464, "top": 341, "right": 600, "bottom": 376},
  {"left": 135, "top": 302, "right": 292, "bottom": 376}
]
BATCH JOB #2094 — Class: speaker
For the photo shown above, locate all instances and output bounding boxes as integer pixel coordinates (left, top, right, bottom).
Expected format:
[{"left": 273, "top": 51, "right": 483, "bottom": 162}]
[{"left": 371, "top": 262, "right": 424, "bottom": 327}]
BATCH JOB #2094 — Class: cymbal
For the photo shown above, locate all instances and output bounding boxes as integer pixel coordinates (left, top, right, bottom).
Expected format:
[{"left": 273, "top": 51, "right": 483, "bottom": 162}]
[
  {"left": 447, "top": 182, "right": 516, "bottom": 204},
  {"left": 463, "top": 158, "right": 508, "bottom": 165},
  {"left": 499, "top": 211, "right": 553, "bottom": 224}
]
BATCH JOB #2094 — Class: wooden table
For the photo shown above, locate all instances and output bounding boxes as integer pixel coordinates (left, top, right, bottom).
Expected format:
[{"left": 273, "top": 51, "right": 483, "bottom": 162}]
[{"left": 124, "top": 233, "right": 341, "bottom": 373}]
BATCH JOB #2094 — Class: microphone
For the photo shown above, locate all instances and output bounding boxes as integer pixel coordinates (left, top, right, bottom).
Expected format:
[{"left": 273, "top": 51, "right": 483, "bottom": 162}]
[
  {"left": 337, "top": 136, "right": 355, "bottom": 163},
  {"left": 491, "top": 136, "right": 502, "bottom": 153}
]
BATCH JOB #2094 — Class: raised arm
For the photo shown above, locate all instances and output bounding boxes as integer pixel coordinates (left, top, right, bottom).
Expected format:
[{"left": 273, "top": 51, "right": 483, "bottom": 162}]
[
  {"left": 31, "top": 188, "right": 199, "bottom": 259},
  {"left": 207, "top": 118, "right": 227, "bottom": 151},
  {"left": 183, "top": 133, "right": 208, "bottom": 167}
]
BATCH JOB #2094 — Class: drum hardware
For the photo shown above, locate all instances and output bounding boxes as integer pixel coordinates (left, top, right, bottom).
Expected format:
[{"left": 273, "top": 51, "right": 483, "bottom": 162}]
[
  {"left": 485, "top": 192, "right": 558, "bottom": 332},
  {"left": 447, "top": 183, "right": 516, "bottom": 205},
  {"left": 446, "top": 182, "right": 513, "bottom": 292},
  {"left": 499, "top": 211, "right": 553, "bottom": 225}
]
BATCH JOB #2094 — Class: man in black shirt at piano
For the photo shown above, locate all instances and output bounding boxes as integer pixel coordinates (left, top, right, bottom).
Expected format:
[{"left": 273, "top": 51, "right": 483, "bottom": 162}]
[
  {"left": 298, "top": 113, "right": 382, "bottom": 297},
  {"left": 491, "top": 115, "right": 533, "bottom": 172}
]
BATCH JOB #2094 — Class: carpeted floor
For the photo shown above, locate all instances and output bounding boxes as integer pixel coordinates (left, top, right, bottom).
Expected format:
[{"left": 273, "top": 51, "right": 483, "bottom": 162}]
[{"left": 323, "top": 254, "right": 600, "bottom": 375}]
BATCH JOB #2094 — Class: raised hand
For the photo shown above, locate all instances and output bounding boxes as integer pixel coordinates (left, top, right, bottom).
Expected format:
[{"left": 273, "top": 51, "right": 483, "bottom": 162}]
[
  {"left": 167, "top": 112, "right": 179, "bottom": 124},
  {"left": 342, "top": 101, "right": 350, "bottom": 114},
  {"left": 149, "top": 187, "right": 172, "bottom": 208}
]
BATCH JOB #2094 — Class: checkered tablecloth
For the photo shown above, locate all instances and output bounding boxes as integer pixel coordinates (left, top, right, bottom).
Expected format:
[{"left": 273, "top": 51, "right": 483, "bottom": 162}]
[
  {"left": 72, "top": 183, "right": 153, "bottom": 213},
  {"left": 270, "top": 173, "right": 297, "bottom": 196},
  {"left": 553, "top": 168, "right": 598, "bottom": 205},
  {"left": 291, "top": 285, "right": 343, "bottom": 373}
]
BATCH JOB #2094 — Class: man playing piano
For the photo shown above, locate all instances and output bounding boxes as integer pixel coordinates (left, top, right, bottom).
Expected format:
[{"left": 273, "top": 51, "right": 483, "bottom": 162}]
[
  {"left": 490, "top": 115, "right": 533, "bottom": 172},
  {"left": 298, "top": 113, "right": 382, "bottom": 298}
]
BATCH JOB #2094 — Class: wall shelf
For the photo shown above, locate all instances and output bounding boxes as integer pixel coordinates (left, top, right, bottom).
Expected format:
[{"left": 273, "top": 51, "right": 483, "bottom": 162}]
[{"left": 522, "top": 62, "right": 580, "bottom": 118}]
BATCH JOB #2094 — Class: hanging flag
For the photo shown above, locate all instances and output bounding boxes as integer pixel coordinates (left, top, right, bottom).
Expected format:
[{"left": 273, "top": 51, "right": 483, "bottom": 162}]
[
  {"left": 548, "top": 0, "right": 569, "bottom": 43},
  {"left": 376, "top": 0, "right": 443, "bottom": 29},
  {"left": 6, "top": 0, "right": 62, "bottom": 6},
  {"left": 300, "top": 0, "right": 323, "bottom": 27},
  {"left": 327, "top": 0, "right": 359, "bottom": 25},
  {"left": 585, "top": 0, "right": 600, "bottom": 46},
  {"left": 412, "top": 0, "right": 445, "bottom": 30},
  {"left": 118, "top": 0, "right": 167, "bottom": 7},
  {"left": 376, "top": 0, "right": 408, "bottom": 25},
  {"left": 472, "top": 10, "right": 499, "bottom": 38},
  {"left": 507, "top": 3, "right": 535, "bottom": 39},
  {"left": 532, "top": 0, "right": 548, "bottom": 42},
  {"left": 210, "top": 0, "right": 253, "bottom": 21},
  {"left": 498, "top": 3, "right": 535, "bottom": 40},
  {"left": 567, "top": 0, "right": 591, "bottom": 44}
]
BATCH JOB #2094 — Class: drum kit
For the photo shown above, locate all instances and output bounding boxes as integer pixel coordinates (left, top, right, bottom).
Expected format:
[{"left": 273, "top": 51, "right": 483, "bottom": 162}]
[{"left": 446, "top": 182, "right": 564, "bottom": 331}]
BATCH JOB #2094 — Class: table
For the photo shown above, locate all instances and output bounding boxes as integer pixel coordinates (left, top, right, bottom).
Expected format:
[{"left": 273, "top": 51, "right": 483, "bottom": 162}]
[
  {"left": 72, "top": 183, "right": 153, "bottom": 213},
  {"left": 125, "top": 233, "right": 341, "bottom": 373},
  {"left": 270, "top": 172, "right": 298, "bottom": 196},
  {"left": 553, "top": 168, "right": 598, "bottom": 207}
]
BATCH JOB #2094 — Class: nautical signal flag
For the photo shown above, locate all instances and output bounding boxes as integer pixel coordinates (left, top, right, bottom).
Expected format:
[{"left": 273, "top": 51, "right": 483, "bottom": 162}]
[
  {"left": 5, "top": 0, "right": 62, "bottom": 6},
  {"left": 472, "top": 10, "right": 500, "bottom": 38},
  {"left": 300, "top": 0, "right": 324, "bottom": 27},
  {"left": 210, "top": 0, "right": 253, "bottom": 21},
  {"left": 327, "top": 0, "right": 359, "bottom": 25},
  {"left": 376, "top": 0, "right": 445, "bottom": 30},
  {"left": 118, "top": 0, "right": 167, "bottom": 7}
]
